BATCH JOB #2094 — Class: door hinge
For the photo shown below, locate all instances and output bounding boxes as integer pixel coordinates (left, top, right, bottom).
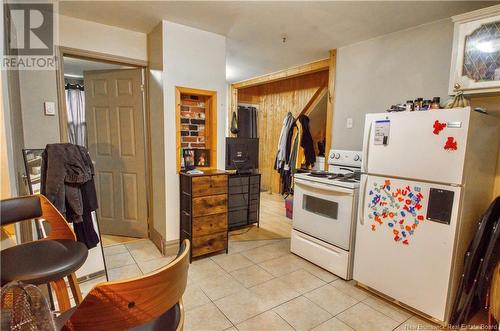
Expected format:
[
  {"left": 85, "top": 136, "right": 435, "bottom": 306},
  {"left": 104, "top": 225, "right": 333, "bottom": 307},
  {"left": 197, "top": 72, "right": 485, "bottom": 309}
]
[{"left": 140, "top": 84, "right": 145, "bottom": 92}]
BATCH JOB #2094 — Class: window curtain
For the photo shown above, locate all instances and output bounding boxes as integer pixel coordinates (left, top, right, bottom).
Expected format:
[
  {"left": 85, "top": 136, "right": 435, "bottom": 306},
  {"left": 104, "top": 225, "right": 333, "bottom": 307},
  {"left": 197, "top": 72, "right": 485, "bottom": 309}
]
[{"left": 65, "top": 89, "right": 86, "bottom": 146}]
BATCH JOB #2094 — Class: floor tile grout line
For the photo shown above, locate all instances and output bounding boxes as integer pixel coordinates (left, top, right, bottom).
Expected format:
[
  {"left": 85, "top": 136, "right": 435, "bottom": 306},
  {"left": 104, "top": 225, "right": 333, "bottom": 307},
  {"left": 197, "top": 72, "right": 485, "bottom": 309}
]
[
  {"left": 392, "top": 315, "right": 414, "bottom": 331},
  {"left": 197, "top": 282, "right": 236, "bottom": 329},
  {"left": 361, "top": 296, "right": 414, "bottom": 325}
]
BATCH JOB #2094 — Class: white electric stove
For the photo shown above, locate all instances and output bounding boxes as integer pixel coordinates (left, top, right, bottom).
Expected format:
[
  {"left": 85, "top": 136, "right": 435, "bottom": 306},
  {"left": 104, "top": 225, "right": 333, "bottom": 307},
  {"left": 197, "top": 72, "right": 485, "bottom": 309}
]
[{"left": 291, "top": 149, "right": 362, "bottom": 280}]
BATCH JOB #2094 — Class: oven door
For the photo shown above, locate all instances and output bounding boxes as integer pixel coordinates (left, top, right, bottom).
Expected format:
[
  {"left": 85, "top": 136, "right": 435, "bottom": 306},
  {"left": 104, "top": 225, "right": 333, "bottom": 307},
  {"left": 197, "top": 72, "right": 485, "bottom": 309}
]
[{"left": 293, "top": 178, "right": 355, "bottom": 250}]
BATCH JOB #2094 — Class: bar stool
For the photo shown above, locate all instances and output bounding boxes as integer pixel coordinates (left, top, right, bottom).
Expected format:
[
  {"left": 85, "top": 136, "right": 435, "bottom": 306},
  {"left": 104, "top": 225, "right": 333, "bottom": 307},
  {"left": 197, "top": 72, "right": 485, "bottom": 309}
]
[{"left": 0, "top": 195, "right": 88, "bottom": 312}]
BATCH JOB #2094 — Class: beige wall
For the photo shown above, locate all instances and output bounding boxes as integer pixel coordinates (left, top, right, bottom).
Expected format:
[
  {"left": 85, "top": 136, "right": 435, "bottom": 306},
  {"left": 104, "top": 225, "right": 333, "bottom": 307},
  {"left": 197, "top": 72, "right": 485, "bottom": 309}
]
[
  {"left": 1, "top": 74, "right": 13, "bottom": 198},
  {"left": 333, "top": 19, "right": 454, "bottom": 150},
  {"left": 162, "top": 21, "right": 227, "bottom": 242},
  {"left": 58, "top": 15, "right": 147, "bottom": 61},
  {"left": 469, "top": 95, "right": 500, "bottom": 198}
]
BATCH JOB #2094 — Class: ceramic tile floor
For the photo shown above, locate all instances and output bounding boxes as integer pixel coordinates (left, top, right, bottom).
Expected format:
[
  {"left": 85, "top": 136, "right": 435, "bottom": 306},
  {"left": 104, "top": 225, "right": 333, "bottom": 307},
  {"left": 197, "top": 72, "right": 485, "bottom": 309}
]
[{"left": 76, "top": 238, "right": 438, "bottom": 331}]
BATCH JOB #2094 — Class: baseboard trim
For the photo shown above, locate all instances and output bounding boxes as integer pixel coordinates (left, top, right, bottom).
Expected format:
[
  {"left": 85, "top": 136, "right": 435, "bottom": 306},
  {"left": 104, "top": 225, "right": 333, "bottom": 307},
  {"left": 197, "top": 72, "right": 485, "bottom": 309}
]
[
  {"left": 150, "top": 227, "right": 165, "bottom": 255},
  {"left": 150, "top": 228, "right": 180, "bottom": 256},
  {"left": 164, "top": 239, "right": 180, "bottom": 256}
]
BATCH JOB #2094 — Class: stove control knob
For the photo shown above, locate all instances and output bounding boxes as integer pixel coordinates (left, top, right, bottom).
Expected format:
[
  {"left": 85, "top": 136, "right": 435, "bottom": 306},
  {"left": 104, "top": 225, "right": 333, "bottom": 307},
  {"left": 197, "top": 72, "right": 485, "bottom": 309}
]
[
  {"left": 335, "top": 153, "right": 341, "bottom": 159},
  {"left": 329, "top": 154, "right": 334, "bottom": 159},
  {"left": 354, "top": 154, "right": 360, "bottom": 161}
]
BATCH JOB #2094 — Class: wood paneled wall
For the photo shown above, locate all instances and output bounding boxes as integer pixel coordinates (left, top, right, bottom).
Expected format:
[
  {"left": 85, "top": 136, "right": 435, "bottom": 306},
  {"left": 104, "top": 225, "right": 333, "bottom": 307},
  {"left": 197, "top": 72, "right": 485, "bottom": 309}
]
[
  {"left": 238, "top": 70, "right": 329, "bottom": 193},
  {"left": 469, "top": 94, "right": 500, "bottom": 199}
]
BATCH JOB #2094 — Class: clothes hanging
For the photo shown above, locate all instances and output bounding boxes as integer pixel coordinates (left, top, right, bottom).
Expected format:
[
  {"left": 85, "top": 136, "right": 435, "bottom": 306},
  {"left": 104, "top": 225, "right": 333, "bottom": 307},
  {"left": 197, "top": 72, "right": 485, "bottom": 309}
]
[
  {"left": 41, "top": 143, "right": 100, "bottom": 248},
  {"left": 297, "top": 115, "right": 315, "bottom": 168},
  {"left": 275, "top": 112, "right": 294, "bottom": 170}
]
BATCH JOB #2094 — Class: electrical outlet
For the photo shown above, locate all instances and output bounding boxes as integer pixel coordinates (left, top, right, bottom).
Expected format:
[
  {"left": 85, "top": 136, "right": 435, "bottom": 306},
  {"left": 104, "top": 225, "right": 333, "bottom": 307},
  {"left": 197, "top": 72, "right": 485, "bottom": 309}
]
[{"left": 346, "top": 117, "right": 353, "bottom": 129}]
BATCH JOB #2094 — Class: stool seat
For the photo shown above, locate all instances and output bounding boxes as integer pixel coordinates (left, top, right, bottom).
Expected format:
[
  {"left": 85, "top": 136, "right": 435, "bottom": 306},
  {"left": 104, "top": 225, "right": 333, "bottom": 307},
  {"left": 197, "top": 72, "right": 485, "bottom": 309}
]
[{"left": 1, "top": 239, "right": 88, "bottom": 286}]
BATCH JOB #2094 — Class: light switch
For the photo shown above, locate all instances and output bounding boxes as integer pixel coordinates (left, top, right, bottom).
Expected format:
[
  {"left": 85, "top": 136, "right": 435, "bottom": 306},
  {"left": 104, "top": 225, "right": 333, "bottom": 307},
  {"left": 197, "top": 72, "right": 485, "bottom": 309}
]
[
  {"left": 44, "top": 102, "right": 56, "bottom": 116},
  {"left": 346, "top": 117, "right": 353, "bottom": 129}
]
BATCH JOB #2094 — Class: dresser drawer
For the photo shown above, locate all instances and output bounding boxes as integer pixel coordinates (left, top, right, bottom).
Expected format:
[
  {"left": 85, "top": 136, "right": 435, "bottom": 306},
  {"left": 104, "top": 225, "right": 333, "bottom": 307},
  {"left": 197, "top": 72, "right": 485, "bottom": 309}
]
[
  {"left": 250, "top": 175, "right": 260, "bottom": 184},
  {"left": 193, "top": 213, "right": 227, "bottom": 237},
  {"left": 229, "top": 185, "right": 248, "bottom": 194},
  {"left": 229, "top": 176, "right": 248, "bottom": 187},
  {"left": 193, "top": 194, "right": 227, "bottom": 217},
  {"left": 228, "top": 193, "right": 248, "bottom": 209},
  {"left": 192, "top": 175, "right": 228, "bottom": 197},
  {"left": 192, "top": 232, "right": 227, "bottom": 257}
]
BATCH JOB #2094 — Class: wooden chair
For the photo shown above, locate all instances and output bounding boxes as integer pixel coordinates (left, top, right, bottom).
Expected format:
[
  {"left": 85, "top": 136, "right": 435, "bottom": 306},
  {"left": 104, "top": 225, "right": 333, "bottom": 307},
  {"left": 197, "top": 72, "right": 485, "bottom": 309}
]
[
  {"left": 60, "top": 239, "right": 190, "bottom": 331},
  {"left": 0, "top": 195, "right": 88, "bottom": 312}
]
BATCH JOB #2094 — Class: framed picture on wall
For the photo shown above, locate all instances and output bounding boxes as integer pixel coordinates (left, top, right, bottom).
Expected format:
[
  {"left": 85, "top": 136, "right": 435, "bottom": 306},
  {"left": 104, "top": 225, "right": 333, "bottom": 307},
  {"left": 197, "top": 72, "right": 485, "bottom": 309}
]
[
  {"left": 183, "top": 149, "right": 195, "bottom": 170},
  {"left": 195, "top": 149, "right": 210, "bottom": 167}
]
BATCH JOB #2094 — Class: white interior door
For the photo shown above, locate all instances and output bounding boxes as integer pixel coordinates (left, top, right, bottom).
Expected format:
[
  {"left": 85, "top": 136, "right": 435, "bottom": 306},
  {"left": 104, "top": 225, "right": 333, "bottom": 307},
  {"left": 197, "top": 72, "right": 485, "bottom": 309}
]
[
  {"left": 354, "top": 174, "right": 461, "bottom": 321},
  {"left": 85, "top": 68, "right": 148, "bottom": 238},
  {"left": 362, "top": 108, "right": 470, "bottom": 185}
]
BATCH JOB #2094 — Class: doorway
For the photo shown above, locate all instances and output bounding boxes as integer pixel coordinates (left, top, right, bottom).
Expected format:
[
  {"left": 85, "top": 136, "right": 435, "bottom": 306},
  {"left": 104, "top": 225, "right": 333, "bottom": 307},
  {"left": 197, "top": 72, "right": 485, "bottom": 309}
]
[{"left": 59, "top": 55, "right": 150, "bottom": 244}]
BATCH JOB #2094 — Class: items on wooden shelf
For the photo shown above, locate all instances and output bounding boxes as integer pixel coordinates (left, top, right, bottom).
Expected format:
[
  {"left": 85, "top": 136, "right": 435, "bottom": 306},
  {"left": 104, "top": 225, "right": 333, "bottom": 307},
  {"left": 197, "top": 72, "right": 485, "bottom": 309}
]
[
  {"left": 228, "top": 173, "right": 261, "bottom": 230},
  {"left": 180, "top": 170, "right": 228, "bottom": 260}
]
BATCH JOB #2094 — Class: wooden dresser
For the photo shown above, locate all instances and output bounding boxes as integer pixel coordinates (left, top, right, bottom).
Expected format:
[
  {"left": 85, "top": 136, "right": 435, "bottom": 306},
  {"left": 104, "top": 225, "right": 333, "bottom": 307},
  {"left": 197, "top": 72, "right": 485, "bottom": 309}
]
[{"left": 180, "top": 170, "right": 228, "bottom": 260}]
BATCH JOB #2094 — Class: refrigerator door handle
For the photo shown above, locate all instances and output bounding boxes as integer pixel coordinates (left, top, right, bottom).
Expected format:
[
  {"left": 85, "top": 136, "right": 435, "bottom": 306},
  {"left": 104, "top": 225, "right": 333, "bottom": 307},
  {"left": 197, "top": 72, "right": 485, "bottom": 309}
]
[
  {"left": 360, "top": 175, "right": 368, "bottom": 226},
  {"left": 362, "top": 120, "right": 372, "bottom": 173}
]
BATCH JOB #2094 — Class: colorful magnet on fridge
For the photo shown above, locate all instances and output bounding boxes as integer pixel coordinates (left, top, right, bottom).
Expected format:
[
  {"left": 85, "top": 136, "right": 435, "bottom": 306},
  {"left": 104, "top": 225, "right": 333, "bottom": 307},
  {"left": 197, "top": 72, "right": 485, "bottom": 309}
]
[
  {"left": 371, "top": 224, "right": 376, "bottom": 231},
  {"left": 433, "top": 120, "right": 447, "bottom": 135},
  {"left": 417, "top": 215, "right": 424, "bottom": 221},
  {"left": 444, "top": 137, "right": 458, "bottom": 151},
  {"left": 402, "top": 239, "right": 409, "bottom": 245}
]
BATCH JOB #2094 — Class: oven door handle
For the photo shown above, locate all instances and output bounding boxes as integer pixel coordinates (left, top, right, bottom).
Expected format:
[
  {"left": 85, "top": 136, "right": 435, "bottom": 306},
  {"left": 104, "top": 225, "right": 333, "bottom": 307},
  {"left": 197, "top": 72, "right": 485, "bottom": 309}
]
[{"left": 295, "top": 178, "right": 354, "bottom": 195}]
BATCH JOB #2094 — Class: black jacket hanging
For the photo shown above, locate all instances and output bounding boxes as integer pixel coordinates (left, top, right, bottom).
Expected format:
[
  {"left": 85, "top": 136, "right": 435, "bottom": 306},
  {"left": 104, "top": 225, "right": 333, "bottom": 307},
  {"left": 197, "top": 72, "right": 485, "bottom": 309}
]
[{"left": 298, "top": 115, "right": 315, "bottom": 167}]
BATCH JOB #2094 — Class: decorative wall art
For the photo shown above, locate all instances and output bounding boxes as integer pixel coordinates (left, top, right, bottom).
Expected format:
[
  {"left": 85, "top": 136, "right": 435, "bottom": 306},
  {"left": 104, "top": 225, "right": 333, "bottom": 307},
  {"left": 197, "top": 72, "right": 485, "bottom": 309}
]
[{"left": 367, "top": 179, "right": 425, "bottom": 245}]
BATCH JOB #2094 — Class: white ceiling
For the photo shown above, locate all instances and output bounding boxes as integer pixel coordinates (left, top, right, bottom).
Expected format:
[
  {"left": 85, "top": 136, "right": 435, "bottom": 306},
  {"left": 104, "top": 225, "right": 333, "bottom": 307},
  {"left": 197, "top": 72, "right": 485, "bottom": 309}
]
[
  {"left": 59, "top": 1, "right": 497, "bottom": 82},
  {"left": 63, "top": 56, "right": 133, "bottom": 78}
]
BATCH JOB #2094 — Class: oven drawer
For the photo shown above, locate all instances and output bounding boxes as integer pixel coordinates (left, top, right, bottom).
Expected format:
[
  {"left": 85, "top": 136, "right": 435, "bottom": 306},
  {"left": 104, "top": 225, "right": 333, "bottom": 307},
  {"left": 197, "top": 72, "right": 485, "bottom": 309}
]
[{"left": 291, "top": 229, "right": 352, "bottom": 280}]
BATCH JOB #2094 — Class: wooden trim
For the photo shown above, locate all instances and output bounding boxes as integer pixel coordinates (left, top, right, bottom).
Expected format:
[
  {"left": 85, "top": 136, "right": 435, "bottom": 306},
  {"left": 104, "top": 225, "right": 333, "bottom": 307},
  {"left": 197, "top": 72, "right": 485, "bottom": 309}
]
[
  {"left": 325, "top": 49, "right": 337, "bottom": 167},
  {"left": 150, "top": 221, "right": 165, "bottom": 255},
  {"left": 57, "top": 46, "right": 148, "bottom": 67},
  {"left": 55, "top": 47, "right": 68, "bottom": 143},
  {"left": 228, "top": 84, "right": 238, "bottom": 137},
  {"left": 175, "top": 86, "right": 218, "bottom": 173},
  {"left": 231, "top": 58, "right": 330, "bottom": 89},
  {"left": 298, "top": 86, "right": 328, "bottom": 118}
]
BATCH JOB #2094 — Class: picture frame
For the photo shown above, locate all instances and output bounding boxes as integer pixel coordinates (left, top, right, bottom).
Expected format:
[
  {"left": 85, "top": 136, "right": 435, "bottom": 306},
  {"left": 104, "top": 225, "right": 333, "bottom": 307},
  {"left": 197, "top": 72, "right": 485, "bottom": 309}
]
[
  {"left": 182, "top": 149, "right": 195, "bottom": 170},
  {"left": 195, "top": 149, "right": 210, "bottom": 167}
]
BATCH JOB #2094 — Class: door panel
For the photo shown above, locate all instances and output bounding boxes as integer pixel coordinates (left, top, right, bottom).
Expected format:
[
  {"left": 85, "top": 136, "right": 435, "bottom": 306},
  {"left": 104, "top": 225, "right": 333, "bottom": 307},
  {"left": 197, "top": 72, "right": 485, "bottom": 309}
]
[
  {"left": 85, "top": 69, "right": 148, "bottom": 238},
  {"left": 293, "top": 178, "right": 355, "bottom": 250},
  {"left": 354, "top": 174, "right": 461, "bottom": 321},
  {"left": 362, "top": 108, "right": 470, "bottom": 185}
]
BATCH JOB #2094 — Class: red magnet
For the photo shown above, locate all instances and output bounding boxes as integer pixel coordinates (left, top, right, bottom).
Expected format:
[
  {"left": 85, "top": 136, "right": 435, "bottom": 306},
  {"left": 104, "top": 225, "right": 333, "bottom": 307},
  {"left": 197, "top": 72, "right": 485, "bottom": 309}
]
[
  {"left": 433, "top": 120, "right": 447, "bottom": 135},
  {"left": 444, "top": 137, "right": 458, "bottom": 151}
]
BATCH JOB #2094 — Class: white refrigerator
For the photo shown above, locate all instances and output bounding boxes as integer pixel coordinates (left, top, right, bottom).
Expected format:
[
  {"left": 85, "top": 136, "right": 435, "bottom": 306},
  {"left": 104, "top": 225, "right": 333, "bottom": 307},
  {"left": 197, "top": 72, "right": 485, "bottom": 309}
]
[{"left": 353, "top": 107, "right": 499, "bottom": 324}]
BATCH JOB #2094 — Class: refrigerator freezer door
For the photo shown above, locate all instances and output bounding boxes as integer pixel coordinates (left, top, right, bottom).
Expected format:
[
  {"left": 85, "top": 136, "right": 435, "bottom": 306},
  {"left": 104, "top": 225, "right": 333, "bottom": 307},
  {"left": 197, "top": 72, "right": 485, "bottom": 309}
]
[
  {"left": 362, "top": 108, "right": 470, "bottom": 185},
  {"left": 354, "top": 174, "right": 461, "bottom": 321}
]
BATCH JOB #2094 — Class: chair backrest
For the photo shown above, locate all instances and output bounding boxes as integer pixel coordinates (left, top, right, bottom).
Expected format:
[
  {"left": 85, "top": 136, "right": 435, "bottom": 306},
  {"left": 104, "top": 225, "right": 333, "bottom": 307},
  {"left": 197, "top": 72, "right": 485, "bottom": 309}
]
[
  {"left": 0, "top": 195, "right": 75, "bottom": 241},
  {"left": 1, "top": 195, "right": 42, "bottom": 226},
  {"left": 66, "top": 239, "right": 191, "bottom": 330}
]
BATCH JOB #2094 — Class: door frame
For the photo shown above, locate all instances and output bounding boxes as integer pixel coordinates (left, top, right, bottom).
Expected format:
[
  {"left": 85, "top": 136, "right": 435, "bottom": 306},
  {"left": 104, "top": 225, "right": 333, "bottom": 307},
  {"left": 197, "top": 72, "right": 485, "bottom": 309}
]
[{"left": 55, "top": 46, "right": 153, "bottom": 239}]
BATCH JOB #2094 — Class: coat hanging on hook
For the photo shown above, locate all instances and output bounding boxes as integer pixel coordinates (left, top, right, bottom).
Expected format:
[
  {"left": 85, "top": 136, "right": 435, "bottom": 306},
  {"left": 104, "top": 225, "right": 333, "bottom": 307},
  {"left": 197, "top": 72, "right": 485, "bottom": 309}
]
[{"left": 230, "top": 112, "right": 239, "bottom": 134}]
